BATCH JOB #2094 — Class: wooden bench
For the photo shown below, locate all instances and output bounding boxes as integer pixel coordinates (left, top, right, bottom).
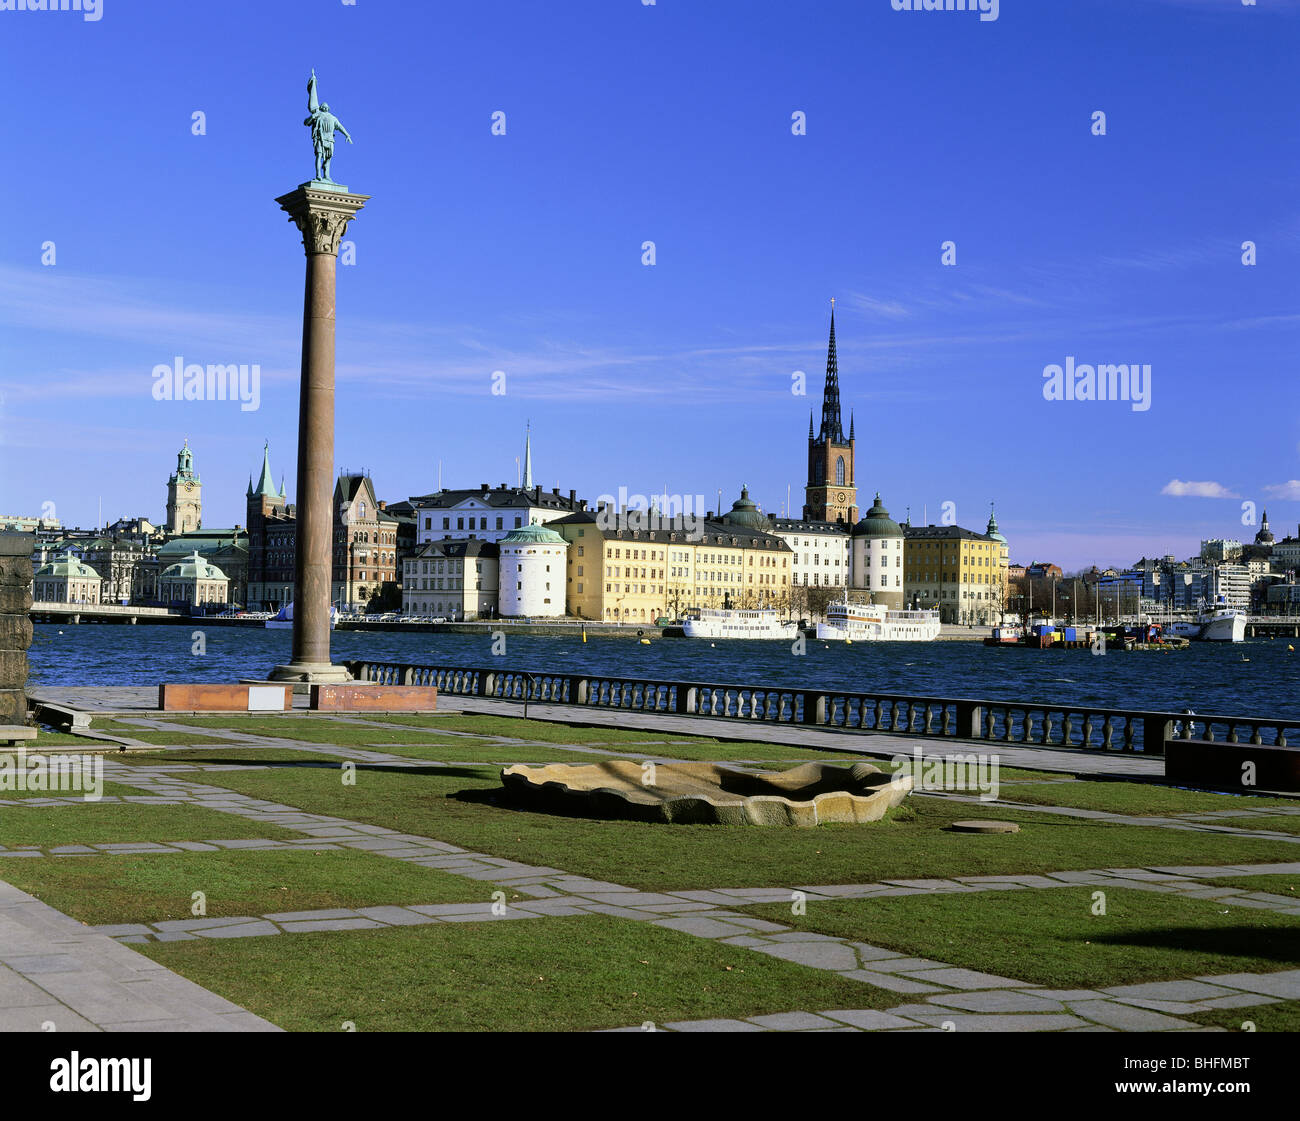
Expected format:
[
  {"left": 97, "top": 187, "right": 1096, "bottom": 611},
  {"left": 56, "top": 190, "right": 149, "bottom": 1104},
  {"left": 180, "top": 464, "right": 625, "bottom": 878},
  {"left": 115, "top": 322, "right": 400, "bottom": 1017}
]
[
  {"left": 159, "top": 683, "right": 292, "bottom": 713},
  {"left": 1165, "top": 738, "right": 1300, "bottom": 794},
  {"left": 310, "top": 684, "right": 438, "bottom": 712}
]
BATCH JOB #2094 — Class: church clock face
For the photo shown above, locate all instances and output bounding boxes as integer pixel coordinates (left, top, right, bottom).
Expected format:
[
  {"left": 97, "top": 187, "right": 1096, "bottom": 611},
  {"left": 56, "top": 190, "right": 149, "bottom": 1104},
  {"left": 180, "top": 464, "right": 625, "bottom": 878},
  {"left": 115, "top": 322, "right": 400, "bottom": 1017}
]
[{"left": 837, "top": 492, "right": 846, "bottom": 503}]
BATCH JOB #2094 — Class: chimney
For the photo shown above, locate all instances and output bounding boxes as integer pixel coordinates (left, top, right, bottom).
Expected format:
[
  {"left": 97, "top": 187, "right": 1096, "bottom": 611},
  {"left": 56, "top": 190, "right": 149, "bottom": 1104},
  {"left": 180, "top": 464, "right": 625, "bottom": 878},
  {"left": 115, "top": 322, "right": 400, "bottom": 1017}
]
[
  {"left": 480, "top": 483, "right": 488, "bottom": 491},
  {"left": 378, "top": 500, "right": 386, "bottom": 511},
  {"left": 569, "top": 489, "right": 576, "bottom": 506},
  {"left": 534, "top": 484, "right": 542, "bottom": 504},
  {"left": 552, "top": 486, "right": 559, "bottom": 496}
]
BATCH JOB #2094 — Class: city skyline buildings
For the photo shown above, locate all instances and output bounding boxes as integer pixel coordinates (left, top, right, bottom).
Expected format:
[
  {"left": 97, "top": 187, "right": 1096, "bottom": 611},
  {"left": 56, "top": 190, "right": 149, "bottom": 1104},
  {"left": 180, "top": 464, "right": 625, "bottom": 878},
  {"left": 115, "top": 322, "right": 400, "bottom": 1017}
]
[{"left": 2, "top": 2, "right": 1297, "bottom": 571}]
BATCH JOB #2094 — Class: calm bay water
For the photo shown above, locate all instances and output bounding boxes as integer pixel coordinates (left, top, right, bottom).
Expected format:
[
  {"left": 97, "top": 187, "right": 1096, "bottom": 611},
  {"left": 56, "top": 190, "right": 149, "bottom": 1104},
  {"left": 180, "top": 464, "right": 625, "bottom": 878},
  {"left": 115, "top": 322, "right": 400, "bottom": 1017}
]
[{"left": 26, "top": 623, "right": 1300, "bottom": 720}]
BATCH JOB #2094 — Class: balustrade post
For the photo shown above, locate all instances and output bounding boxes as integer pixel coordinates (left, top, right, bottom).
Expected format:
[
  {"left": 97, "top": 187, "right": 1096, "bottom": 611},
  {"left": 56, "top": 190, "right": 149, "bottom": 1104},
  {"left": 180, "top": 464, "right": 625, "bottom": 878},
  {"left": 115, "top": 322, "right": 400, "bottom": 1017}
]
[{"left": 955, "top": 700, "right": 983, "bottom": 739}]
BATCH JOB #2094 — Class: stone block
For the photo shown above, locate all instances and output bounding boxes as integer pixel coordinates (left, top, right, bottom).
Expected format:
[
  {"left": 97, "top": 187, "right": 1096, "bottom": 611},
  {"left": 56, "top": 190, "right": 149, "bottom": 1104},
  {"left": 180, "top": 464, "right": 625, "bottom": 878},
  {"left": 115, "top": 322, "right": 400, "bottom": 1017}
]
[
  {"left": 0, "top": 615, "right": 33, "bottom": 649},
  {"left": 0, "top": 586, "right": 32, "bottom": 613},
  {"left": 159, "top": 682, "right": 291, "bottom": 712},
  {"left": 310, "top": 683, "right": 437, "bottom": 712}
]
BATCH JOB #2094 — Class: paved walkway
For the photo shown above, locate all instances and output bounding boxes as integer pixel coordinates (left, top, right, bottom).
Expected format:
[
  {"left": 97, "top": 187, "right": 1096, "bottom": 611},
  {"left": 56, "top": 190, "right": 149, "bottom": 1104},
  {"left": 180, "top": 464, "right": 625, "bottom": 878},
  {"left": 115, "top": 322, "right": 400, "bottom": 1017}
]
[{"left": 0, "top": 878, "right": 279, "bottom": 1032}]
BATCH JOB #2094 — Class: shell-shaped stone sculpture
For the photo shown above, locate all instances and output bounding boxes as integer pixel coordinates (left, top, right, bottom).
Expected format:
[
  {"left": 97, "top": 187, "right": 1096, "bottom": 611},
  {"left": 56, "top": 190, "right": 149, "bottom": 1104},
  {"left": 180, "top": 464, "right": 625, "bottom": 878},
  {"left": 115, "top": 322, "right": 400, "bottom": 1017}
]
[{"left": 499, "top": 759, "right": 912, "bottom": 826}]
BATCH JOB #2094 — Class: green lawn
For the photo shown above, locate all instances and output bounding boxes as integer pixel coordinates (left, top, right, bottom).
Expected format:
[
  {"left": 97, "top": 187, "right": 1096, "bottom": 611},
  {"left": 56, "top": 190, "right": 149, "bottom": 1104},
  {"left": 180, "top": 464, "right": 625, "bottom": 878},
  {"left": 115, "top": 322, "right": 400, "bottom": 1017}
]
[
  {"left": 1196, "top": 873, "right": 1300, "bottom": 897},
  {"left": 0, "top": 780, "right": 145, "bottom": 800},
  {"left": 1186, "top": 1000, "right": 1300, "bottom": 1033},
  {"left": 0, "top": 848, "right": 487, "bottom": 924},
  {"left": 116, "top": 747, "right": 348, "bottom": 766},
  {"left": 1207, "top": 815, "right": 1300, "bottom": 836},
  {"left": 152, "top": 716, "right": 477, "bottom": 747},
  {"left": 162, "top": 764, "right": 1300, "bottom": 890},
  {"left": 91, "top": 721, "right": 242, "bottom": 745},
  {"left": 745, "top": 886, "right": 1300, "bottom": 988},
  {"left": 993, "top": 780, "right": 1295, "bottom": 817},
  {"left": 0, "top": 804, "right": 303, "bottom": 847},
  {"left": 138, "top": 913, "right": 898, "bottom": 1031}
]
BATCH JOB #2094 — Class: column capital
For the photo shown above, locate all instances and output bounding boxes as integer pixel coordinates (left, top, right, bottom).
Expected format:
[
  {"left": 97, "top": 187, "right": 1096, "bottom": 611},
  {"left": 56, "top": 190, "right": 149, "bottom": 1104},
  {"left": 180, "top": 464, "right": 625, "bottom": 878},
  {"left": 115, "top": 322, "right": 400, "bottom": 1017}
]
[{"left": 275, "top": 184, "right": 371, "bottom": 257}]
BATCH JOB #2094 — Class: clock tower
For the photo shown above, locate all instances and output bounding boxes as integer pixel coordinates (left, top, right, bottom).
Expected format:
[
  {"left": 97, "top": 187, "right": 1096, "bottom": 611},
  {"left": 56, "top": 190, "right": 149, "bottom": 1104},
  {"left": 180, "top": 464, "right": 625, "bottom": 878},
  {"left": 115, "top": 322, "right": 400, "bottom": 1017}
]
[
  {"left": 166, "top": 439, "right": 202, "bottom": 534},
  {"left": 802, "top": 302, "right": 858, "bottom": 525}
]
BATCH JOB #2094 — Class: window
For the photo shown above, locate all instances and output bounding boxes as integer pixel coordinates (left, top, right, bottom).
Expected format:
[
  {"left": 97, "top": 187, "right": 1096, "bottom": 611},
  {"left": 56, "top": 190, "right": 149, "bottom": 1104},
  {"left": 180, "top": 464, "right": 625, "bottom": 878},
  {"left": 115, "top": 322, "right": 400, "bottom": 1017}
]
[{"left": 835, "top": 457, "right": 845, "bottom": 486}]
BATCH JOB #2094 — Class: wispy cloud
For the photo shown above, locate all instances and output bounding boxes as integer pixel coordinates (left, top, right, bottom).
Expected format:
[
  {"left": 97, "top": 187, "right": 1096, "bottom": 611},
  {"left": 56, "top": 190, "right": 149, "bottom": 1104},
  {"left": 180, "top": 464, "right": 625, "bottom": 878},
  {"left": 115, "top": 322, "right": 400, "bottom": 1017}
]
[
  {"left": 1161, "top": 479, "right": 1239, "bottom": 498},
  {"left": 1264, "top": 480, "right": 1300, "bottom": 500}
]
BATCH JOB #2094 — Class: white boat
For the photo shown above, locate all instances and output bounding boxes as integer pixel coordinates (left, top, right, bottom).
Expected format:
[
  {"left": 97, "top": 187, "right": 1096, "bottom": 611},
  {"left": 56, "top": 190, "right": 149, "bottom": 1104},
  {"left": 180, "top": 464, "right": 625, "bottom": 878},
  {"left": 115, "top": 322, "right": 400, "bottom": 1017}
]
[
  {"left": 817, "top": 593, "right": 941, "bottom": 642},
  {"left": 1198, "top": 601, "right": 1246, "bottom": 643},
  {"left": 1162, "top": 599, "right": 1245, "bottom": 643},
  {"left": 265, "top": 602, "right": 338, "bottom": 630},
  {"left": 683, "top": 607, "right": 799, "bottom": 640}
]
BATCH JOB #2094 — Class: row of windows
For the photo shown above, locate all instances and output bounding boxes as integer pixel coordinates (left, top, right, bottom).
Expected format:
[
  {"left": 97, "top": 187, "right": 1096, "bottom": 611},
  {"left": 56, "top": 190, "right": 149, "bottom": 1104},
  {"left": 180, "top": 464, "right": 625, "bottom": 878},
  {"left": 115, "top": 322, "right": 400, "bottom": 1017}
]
[{"left": 424, "top": 515, "right": 525, "bottom": 532}]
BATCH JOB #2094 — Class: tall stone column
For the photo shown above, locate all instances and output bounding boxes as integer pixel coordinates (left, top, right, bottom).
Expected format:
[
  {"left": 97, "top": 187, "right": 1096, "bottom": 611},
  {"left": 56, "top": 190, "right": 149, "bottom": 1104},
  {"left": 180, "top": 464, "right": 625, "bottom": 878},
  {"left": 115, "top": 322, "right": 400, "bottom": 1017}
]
[
  {"left": 0, "top": 533, "right": 34, "bottom": 727},
  {"left": 269, "top": 184, "right": 369, "bottom": 684}
]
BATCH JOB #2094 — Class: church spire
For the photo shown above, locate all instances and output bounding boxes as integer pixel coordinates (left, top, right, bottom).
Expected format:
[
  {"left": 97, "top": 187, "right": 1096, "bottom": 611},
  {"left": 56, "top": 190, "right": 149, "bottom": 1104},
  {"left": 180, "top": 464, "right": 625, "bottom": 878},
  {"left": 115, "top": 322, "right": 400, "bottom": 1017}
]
[
  {"left": 253, "top": 440, "right": 277, "bottom": 498},
  {"left": 818, "top": 299, "right": 845, "bottom": 444},
  {"left": 522, "top": 421, "right": 534, "bottom": 490}
]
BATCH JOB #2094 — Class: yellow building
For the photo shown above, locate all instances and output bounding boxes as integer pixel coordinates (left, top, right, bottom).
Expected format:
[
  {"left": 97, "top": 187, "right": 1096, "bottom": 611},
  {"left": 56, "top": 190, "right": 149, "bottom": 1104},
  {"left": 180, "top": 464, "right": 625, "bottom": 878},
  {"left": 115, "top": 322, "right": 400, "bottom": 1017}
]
[
  {"left": 549, "top": 510, "right": 792, "bottom": 623},
  {"left": 903, "top": 523, "right": 1008, "bottom": 625}
]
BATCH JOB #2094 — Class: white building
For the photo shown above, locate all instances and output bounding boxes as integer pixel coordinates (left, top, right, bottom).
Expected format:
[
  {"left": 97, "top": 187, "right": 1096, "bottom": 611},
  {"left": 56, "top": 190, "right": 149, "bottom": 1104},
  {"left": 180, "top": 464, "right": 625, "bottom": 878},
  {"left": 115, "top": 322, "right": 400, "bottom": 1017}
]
[
  {"left": 849, "top": 494, "right": 905, "bottom": 609},
  {"left": 768, "top": 516, "right": 850, "bottom": 591},
  {"left": 499, "top": 523, "right": 569, "bottom": 617},
  {"left": 401, "top": 539, "right": 499, "bottom": 620},
  {"left": 33, "top": 552, "right": 102, "bottom": 604},
  {"left": 410, "top": 483, "right": 583, "bottom": 547},
  {"left": 158, "top": 551, "right": 230, "bottom": 609}
]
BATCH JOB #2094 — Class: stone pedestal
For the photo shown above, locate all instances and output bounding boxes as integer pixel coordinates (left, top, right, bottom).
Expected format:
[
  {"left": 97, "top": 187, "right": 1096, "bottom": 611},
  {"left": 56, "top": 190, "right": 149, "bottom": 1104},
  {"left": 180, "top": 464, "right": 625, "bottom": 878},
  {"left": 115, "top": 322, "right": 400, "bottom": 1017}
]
[
  {"left": 0, "top": 533, "right": 34, "bottom": 726},
  {"left": 268, "top": 183, "right": 369, "bottom": 685}
]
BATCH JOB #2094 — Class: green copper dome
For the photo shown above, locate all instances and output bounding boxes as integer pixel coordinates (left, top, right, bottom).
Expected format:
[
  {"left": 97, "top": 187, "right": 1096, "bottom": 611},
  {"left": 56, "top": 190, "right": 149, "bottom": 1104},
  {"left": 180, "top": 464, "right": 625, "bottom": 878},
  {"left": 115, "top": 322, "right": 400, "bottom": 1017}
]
[
  {"left": 852, "top": 493, "right": 903, "bottom": 538},
  {"left": 161, "top": 551, "right": 228, "bottom": 581},
  {"left": 501, "top": 523, "right": 567, "bottom": 545},
  {"left": 722, "top": 485, "right": 769, "bottom": 531},
  {"left": 986, "top": 502, "right": 1007, "bottom": 545},
  {"left": 36, "top": 553, "right": 101, "bottom": 580}
]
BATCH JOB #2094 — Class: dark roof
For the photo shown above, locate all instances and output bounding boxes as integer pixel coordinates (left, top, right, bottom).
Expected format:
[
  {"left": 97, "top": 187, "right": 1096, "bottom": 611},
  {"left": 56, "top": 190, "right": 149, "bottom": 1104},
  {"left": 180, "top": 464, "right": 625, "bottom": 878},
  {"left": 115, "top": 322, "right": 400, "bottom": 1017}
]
[
  {"left": 412, "top": 539, "right": 499, "bottom": 559},
  {"left": 770, "top": 518, "right": 850, "bottom": 536},
  {"left": 903, "top": 525, "right": 997, "bottom": 543},
  {"left": 548, "top": 511, "right": 791, "bottom": 551},
  {"left": 408, "top": 485, "right": 581, "bottom": 513}
]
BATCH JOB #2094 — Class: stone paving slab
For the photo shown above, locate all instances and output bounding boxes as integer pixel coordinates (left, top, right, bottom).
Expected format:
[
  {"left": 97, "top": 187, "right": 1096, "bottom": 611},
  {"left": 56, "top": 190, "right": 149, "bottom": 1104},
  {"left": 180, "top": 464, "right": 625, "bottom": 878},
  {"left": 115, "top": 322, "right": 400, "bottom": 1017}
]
[
  {"left": 745, "top": 1011, "right": 843, "bottom": 1030},
  {"left": 925, "top": 990, "right": 1067, "bottom": 1013},
  {"left": 1198, "top": 970, "right": 1300, "bottom": 999},
  {"left": 1063, "top": 1000, "right": 1193, "bottom": 1031}
]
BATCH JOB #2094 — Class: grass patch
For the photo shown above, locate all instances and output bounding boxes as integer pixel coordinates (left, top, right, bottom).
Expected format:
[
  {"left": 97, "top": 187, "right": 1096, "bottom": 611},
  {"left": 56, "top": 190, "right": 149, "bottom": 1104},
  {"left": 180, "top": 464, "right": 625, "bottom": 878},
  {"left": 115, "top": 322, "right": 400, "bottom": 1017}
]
[
  {"left": 994, "top": 780, "right": 1296, "bottom": 817},
  {"left": 1185, "top": 1000, "right": 1300, "bottom": 1033},
  {"left": 744, "top": 886, "right": 1300, "bottom": 988},
  {"left": 92, "top": 721, "right": 240, "bottom": 745},
  {"left": 1207, "top": 815, "right": 1300, "bottom": 836},
  {"left": 0, "top": 848, "right": 485, "bottom": 924},
  {"left": 174, "top": 765, "right": 1300, "bottom": 890},
  {"left": 117, "top": 747, "right": 346, "bottom": 766},
  {"left": 0, "top": 804, "right": 303, "bottom": 847},
  {"left": 0, "top": 780, "right": 145, "bottom": 801},
  {"left": 153, "top": 716, "right": 470, "bottom": 747},
  {"left": 138, "top": 913, "right": 898, "bottom": 1031},
  {"left": 1199, "top": 873, "right": 1300, "bottom": 897}
]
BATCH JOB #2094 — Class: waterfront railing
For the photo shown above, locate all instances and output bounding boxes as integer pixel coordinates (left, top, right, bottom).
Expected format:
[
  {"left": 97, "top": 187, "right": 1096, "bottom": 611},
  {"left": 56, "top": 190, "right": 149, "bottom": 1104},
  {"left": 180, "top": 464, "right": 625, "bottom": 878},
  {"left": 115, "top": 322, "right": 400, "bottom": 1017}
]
[{"left": 344, "top": 660, "right": 1299, "bottom": 756}]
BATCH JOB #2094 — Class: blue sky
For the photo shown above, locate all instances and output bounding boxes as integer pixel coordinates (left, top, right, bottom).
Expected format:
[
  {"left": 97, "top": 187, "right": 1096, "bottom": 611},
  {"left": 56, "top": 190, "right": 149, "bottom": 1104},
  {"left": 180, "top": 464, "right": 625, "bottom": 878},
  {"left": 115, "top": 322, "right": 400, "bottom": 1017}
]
[{"left": 1, "top": 0, "right": 1298, "bottom": 570}]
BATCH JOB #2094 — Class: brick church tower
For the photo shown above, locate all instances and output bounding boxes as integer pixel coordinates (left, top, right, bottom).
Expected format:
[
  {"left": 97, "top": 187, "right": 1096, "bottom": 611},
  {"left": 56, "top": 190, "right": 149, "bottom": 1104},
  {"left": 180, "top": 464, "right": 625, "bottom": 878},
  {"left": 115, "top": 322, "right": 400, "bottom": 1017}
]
[{"left": 802, "top": 302, "right": 857, "bottom": 526}]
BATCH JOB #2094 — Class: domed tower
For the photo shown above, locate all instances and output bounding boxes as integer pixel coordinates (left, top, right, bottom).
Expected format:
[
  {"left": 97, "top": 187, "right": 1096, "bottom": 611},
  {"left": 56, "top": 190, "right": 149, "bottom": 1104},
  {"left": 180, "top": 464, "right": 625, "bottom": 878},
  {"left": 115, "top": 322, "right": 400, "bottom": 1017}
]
[
  {"left": 986, "top": 501, "right": 1008, "bottom": 566},
  {"left": 165, "top": 439, "right": 202, "bottom": 535},
  {"left": 721, "top": 485, "right": 771, "bottom": 532},
  {"left": 499, "top": 523, "right": 569, "bottom": 617},
  {"left": 1255, "top": 510, "right": 1275, "bottom": 547},
  {"left": 851, "top": 493, "right": 904, "bottom": 609}
]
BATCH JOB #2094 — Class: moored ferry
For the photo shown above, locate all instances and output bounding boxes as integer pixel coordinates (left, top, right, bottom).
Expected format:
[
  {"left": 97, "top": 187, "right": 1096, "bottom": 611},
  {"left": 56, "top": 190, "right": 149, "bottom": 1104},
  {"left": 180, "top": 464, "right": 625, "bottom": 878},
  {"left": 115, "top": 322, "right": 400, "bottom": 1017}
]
[
  {"left": 816, "top": 594, "right": 941, "bottom": 642},
  {"left": 682, "top": 607, "right": 799, "bottom": 641}
]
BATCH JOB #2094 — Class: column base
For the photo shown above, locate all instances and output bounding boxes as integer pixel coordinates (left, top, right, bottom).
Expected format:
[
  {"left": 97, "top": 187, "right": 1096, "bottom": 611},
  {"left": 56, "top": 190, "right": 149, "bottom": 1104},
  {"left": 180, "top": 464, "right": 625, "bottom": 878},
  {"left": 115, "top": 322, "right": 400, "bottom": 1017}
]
[{"left": 266, "top": 662, "right": 353, "bottom": 686}]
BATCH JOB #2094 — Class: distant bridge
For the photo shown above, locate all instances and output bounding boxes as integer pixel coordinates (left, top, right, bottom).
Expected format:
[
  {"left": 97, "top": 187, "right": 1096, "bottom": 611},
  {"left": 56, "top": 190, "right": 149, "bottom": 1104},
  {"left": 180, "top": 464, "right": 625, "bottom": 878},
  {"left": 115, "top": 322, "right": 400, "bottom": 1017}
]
[{"left": 29, "top": 602, "right": 187, "bottom": 625}]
